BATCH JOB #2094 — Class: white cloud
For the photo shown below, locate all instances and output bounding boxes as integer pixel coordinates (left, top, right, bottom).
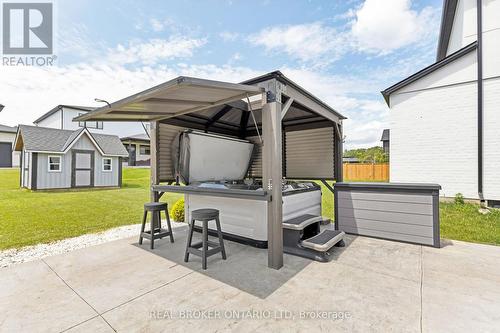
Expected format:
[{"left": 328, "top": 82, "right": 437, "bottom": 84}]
[
  {"left": 109, "top": 37, "right": 207, "bottom": 65},
  {"left": 278, "top": 68, "right": 389, "bottom": 148},
  {"left": 350, "top": 0, "right": 440, "bottom": 54},
  {"left": 248, "top": 22, "right": 348, "bottom": 66},
  {"left": 0, "top": 63, "right": 386, "bottom": 149},
  {"left": 0, "top": 63, "right": 262, "bottom": 128},
  {"left": 219, "top": 31, "right": 239, "bottom": 42},
  {"left": 149, "top": 18, "right": 176, "bottom": 32}
]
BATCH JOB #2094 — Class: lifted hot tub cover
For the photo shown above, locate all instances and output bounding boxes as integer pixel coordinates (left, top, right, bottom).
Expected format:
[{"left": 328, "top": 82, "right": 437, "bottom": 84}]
[{"left": 172, "top": 130, "right": 254, "bottom": 184}]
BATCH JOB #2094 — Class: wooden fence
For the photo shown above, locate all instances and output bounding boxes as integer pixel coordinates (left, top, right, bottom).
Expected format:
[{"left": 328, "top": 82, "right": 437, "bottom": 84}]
[{"left": 343, "top": 163, "right": 389, "bottom": 181}]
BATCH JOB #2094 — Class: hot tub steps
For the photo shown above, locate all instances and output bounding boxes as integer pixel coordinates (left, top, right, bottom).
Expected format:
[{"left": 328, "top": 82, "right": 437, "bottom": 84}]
[
  {"left": 282, "top": 214, "right": 323, "bottom": 230},
  {"left": 283, "top": 214, "right": 345, "bottom": 262},
  {"left": 301, "top": 229, "right": 345, "bottom": 252}
]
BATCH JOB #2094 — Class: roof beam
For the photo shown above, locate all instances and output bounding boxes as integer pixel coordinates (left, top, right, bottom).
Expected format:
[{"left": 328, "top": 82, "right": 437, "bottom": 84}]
[
  {"left": 285, "top": 85, "right": 341, "bottom": 124},
  {"left": 205, "top": 105, "right": 233, "bottom": 130},
  {"left": 73, "top": 76, "right": 263, "bottom": 122},
  {"left": 111, "top": 111, "right": 177, "bottom": 116},
  {"left": 280, "top": 97, "right": 294, "bottom": 120},
  {"left": 239, "top": 111, "right": 250, "bottom": 138},
  {"left": 226, "top": 100, "right": 248, "bottom": 111},
  {"left": 143, "top": 98, "right": 212, "bottom": 106},
  {"left": 162, "top": 118, "right": 238, "bottom": 137},
  {"left": 153, "top": 92, "right": 254, "bottom": 122}
]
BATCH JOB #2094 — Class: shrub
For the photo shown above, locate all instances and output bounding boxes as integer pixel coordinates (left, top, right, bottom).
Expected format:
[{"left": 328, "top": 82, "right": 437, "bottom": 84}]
[
  {"left": 454, "top": 193, "right": 465, "bottom": 205},
  {"left": 170, "top": 198, "right": 185, "bottom": 222}
]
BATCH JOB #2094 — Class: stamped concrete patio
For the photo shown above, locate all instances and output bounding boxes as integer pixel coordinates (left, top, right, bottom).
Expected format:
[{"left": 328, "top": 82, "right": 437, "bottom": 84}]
[{"left": 1, "top": 223, "right": 499, "bottom": 332}]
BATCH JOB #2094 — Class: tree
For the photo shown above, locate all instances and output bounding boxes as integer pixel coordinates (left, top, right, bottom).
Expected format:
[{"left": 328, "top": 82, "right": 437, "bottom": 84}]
[{"left": 344, "top": 146, "right": 388, "bottom": 163}]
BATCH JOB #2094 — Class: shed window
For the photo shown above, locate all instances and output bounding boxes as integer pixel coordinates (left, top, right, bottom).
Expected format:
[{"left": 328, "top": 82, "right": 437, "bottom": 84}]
[
  {"left": 103, "top": 158, "right": 112, "bottom": 171},
  {"left": 139, "top": 145, "right": 150, "bottom": 155},
  {"left": 48, "top": 156, "right": 61, "bottom": 172}
]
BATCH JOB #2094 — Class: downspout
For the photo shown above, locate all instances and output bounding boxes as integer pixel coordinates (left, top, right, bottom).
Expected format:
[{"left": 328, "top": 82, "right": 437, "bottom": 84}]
[{"left": 476, "top": 0, "right": 484, "bottom": 203}]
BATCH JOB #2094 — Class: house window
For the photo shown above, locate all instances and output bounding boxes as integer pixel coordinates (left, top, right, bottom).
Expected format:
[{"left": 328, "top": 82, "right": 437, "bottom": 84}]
[
  {"left": 78, "top": 113, "right": 103, "bottom": 129},
  {"left": 139, "top": 145, "right": 150, "bottom": 155},
  {"left": 48, "top": 156, "right": 61, "bottom": 172},
  {"left": 103, "top": 158, "right": 112, "bottom": 171}
]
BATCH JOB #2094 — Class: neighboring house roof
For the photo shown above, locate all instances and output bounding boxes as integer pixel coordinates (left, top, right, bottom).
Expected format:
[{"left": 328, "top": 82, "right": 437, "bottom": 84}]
[
  {"left": 0, "top": 124, "right": 17, "bottom": 133},
  {"left": 380, "top": 129, "right": 390, "bottom": 142},
  {"left": 120, "top": 133, "right": 150, "bottom": 142},
  {"left": 14, "top": 125, "right": 128, "bottom": 156},
  {"left": 381, "top": 41, "right": 477, "bottom": 106},
  {"left": 436, "top": 0, "right": 459, "bottom": 61},
  {"left": 33, "top": 105, "right": 95, "bottom": 124}
]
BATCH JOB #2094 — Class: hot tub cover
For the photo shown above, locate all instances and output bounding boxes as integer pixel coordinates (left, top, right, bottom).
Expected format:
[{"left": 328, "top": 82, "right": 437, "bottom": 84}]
[{"left": 172, "top": 130, "right": 254, "bottom": 184}]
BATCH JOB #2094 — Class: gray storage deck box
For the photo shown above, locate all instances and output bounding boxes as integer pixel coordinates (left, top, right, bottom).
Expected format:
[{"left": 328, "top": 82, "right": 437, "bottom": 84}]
[{"left": 335, "top": 183, "right": 441, "bottom": 247}]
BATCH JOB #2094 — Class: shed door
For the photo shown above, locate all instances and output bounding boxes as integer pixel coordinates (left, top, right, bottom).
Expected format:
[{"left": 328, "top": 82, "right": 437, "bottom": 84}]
[
  {"left": 72, "top": 150, "right": 94, "bottom": 187},
  {"left": 0, "top": 142, "right": 12, "bottom": 167}
]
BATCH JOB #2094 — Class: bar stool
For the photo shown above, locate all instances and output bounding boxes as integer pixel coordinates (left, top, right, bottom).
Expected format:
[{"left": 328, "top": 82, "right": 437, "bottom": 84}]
[
  {"left": 139, "top": 202, "right": 174, "bottom": 249},
  {"left": 184, "top": 208, "right": 226, "bottom": 270}
]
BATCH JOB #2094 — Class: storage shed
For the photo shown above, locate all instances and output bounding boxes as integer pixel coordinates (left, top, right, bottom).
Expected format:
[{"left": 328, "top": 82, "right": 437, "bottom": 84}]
[{"left": 14, "top": 125, "right": 128, "bottom": 190}]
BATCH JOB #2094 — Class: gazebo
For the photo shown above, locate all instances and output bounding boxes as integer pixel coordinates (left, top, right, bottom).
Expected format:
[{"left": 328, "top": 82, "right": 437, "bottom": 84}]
[{"left": 75, "top": 71, "right": 346, "bottom": 269}]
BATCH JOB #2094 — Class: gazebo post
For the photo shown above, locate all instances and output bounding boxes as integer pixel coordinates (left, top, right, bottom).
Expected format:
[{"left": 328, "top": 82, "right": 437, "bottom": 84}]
[
  {"left": 334, "top": 123, "right": 344, "bottom": 182},
  {"left": 262, "top": 90, "right": 284, "bottom": 270},
  {"left": 150, "top": 121, "right": 159, "bottom": 202}
]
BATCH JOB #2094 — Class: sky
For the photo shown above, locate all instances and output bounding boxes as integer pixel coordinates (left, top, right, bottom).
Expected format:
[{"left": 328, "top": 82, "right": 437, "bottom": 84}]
[{"left": 0, "top": 0, "right": 443, "bottom": 149}]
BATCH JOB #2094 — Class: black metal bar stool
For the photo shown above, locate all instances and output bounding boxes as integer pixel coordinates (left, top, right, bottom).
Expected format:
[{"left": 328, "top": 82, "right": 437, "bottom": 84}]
[
  {"left": 184, "top": 208, "right": 226, "bottom": 270},
  {"left": 139, "top": 202, "right": 174, "bottom": 249}
]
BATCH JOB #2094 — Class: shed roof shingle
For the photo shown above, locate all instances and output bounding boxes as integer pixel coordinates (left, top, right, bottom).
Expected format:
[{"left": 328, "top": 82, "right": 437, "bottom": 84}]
[{"left": 16, "top": 125, "right": 127, "bottom": 156}]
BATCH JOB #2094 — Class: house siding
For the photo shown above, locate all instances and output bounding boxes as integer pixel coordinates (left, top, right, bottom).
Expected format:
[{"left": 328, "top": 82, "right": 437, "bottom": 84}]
[
  {"left": 35, "top": 133, "right": 121, "bottom": 189},
  {"left": 36, "top": 153, "right": 70, "bottom": 189},
  {"left": 21, "top": 150, "right": 32, "bottom": 188},
  {"left": 390, "top": 81, "right": 478, "bottom": 199},
  {"left": 36, "top": 109, "right": 62, "bottom": 129},
  {"left": 483, "top": 77, "right": 500, "bottom": 200},
  {"left": 388, "top": 0, "right": 499, "bottom": 201},
  {"left": 446, "top": 0, "right": 477, "bottom": 56}
]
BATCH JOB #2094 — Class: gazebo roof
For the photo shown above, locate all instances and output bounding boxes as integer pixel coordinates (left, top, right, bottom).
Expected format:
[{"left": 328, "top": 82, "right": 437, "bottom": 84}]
[{"left": 74, "top": 71, "right": 346, "bottom": 138}]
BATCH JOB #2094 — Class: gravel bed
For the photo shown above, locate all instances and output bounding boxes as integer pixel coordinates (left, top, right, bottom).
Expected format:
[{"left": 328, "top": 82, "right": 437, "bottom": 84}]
[{"left": 1, "top": 221, "right": 184, "bottom": 268}]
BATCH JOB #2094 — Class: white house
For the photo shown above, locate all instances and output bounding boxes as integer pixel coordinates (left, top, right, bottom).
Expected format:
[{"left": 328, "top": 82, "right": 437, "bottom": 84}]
[
  {"left": 14, "top": 125, "right": 128, "bottom": 190},
  {"left": 33, "top": 105, "right": 150, "bottom": 166},
  {"left": 0, "top": 124, "right": 20, "bottom": 167},
  {"left": 382, "top": 0, "right": 500, "bottom": 205},
  {"left": 120, "top": 133, "right": 151, "bottom": 166}
]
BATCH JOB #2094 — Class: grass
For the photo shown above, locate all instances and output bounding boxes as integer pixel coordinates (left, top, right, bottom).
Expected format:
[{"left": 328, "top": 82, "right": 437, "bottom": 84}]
[
  {"left": 0, "top": 169, "right": 498, "bottom": 249},
  {"left": 0, "top": 168, "right": 181, "bottom": 250},
  {"left": 440, "top": 202, "right": 500, "bottom": 245}
]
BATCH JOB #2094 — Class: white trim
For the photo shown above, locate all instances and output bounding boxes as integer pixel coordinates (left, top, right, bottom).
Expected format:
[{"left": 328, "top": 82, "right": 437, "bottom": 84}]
[
  {"left": 102, "top": 157, "right": 112, "bottom": 172},
  {"left": 13, "top": 128, "right": 22, "bottom": 152},
  {"left": 63, "top": 128, "right": 106, "bottom": 156},
  {"left": 23, "top": 150, "right": 127, "bottom": 157},
  {"left": 47, "top": 155, "right": 62, "bottom": 172},
  {"left": 25, "top": 150, "right": 64, "bottom": 154}
]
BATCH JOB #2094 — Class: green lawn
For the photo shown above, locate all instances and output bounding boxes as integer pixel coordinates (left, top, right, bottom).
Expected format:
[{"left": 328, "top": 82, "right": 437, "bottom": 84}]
[
  {"left": 0, "top": 169, "right": 498, "bottom": 250},
  {"left": 440, "top": 202, "right": 500, "bottom": 245},
  {"left": 0, "top": 168, "right": 181, "bottom": 250}
]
